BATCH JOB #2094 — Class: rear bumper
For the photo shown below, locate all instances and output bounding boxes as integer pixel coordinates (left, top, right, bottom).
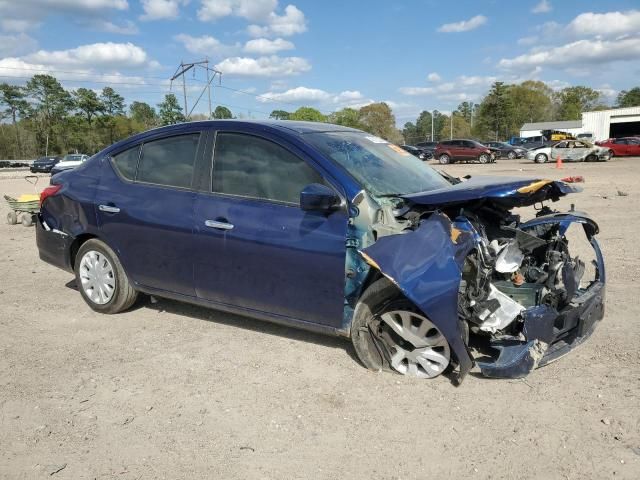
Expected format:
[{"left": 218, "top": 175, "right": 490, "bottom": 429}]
[
  {"left": 35, "top": 214, "right": 74, "bottom": 273},
  {"left": 30, "top": 165, "right": 53, "bottom": 173}
]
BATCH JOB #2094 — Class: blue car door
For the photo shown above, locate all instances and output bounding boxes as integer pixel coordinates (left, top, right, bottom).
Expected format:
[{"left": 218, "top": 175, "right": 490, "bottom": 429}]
[
  {"left": 95, "top": 130, "right": 205, "bottom": 296},
  {"left": 192, "top": 130, "right": 349, "bottom": 328}
]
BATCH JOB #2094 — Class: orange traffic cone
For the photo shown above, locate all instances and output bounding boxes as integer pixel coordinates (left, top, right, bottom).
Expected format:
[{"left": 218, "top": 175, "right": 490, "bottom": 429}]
[{"left": 555, "top": 155, "right": 563, "bottom": 169}]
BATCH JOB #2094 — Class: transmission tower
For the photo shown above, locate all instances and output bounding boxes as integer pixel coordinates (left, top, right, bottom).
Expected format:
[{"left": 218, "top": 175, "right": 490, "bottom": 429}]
[{"left": 169, "top": 59, "right": 222, "bottom": 119}]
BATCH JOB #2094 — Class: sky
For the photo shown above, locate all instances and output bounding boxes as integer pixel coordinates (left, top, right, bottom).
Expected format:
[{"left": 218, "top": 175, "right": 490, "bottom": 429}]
[{"left": 0, "top": 0, "right": 639, "bottom": 126}]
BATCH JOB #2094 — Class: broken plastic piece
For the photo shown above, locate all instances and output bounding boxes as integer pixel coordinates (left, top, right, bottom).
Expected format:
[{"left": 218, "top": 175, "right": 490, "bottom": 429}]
[
  {"left": 476, "top": 284, "right": 525, "bottom": 333},
  {"left": 495, "top": 240, "right": 524, "bottom": 273}
]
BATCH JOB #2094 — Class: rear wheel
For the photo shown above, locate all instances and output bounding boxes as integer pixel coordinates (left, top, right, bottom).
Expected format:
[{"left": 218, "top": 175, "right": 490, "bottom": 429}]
[
  {"left": 7, "top": 211, "right": 17, "bottom": 225},
  {"left": 478, "top": 153, "right": 490, "bottom": 164},
  {"left": 534, "top": 153, "right": 548, "bottom": 164},
  {"left": 75, "top": 239, "right": 137, "bottom": 314},
  {"left": 351, "top": 278, "right": 451, "bottom": 379},
  {"left": 438, "top": 154, "right": 450, "bottom": 165},
  {"left": 585, "top": 154, "right": 597, "bottom": 162}
]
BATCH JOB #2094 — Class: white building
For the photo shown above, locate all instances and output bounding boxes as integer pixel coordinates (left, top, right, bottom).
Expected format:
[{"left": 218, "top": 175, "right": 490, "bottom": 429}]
[
  {"left": 520, "top": 106, "right": 640, "bottom": 142},
  {"left": 581, "top": 106, "right": 640, "bottom": 141}
]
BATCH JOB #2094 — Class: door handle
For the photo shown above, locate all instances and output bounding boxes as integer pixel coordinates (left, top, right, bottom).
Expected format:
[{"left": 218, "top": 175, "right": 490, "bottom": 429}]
[
  {"left": 205, "top": 219, "right": 234, "bottom": 230},
  {"left": 99, "top": 204, "right": 120, "bottom": 214}
]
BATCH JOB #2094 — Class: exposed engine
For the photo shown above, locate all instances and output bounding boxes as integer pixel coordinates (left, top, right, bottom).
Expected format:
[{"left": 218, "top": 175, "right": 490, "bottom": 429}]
[{"left": 455, "top": 206, "right": 588, "bottom": 339}]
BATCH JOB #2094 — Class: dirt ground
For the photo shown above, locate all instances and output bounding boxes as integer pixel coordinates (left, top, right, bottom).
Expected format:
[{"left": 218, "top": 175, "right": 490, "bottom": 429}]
[{"left": 1, "top": 158, "right": 639, "bottom": 480}]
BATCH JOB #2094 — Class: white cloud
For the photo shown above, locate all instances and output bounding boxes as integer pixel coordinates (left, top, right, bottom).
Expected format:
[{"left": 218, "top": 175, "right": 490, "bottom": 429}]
[
  {"left": 198, "top": 0, "right": 277, "bottom": 22},
  {"left": 174, "top": 34, "right": 240, "bottom": 56},
  {"left": 0, "top": 0, "right": 129, "bottom": 31},
  {"left": 0, "top": 33, "right": 38, "bottom": 57},
  {"left": 532, "top": 0, "right": 551, "bottom": 14},
  {"left": 92, "top": 19, "right": 139, "bottom": 34},
  {"left": 246, "top": 5, "right": 307, "bottom": 37},
  {"left": 517, "top": 36, "right": 538, "bottom": 46},
  {"left": 499, "top": 37, "right": 640, "bottom": 70},
  {"left": 215, "top": 55, "right": 310, "bottom": 77},
  {"left": 140, "top": 0, "right": 188, "bottom": 21},
  {"left": 399, "top": 74, "right": 497, "bottom": 98},
  {"left": 244, "top": 38, "right": 294, "bottom": 54},
  {"left": 22, "top": 42, "right": 155, "bottom": 70},
  {"left": 256, "top": 86, "right": 367, "bottom": 111},
  {"left": 567, "top": 10, "right": 640, "bottom": 38},
  {"left": 437, "top": 15, "right": 487, "bottom": 33},
  {"left": 427, "top": 72, "right": 441, "bottom": 82}
]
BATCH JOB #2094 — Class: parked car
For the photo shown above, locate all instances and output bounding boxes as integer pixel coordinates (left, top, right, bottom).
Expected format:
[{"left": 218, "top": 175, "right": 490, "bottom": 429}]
[
  {"left": 595, "top": 137, "right": 640, "bottom": 157},
  {"left": 50, "top": 154, "right": 90, "bottom": 175},
  {"left": 415, "top": 141, "right": 438, "bottom": 155},
  {"left": 576, "top": 132, "right": 594, "bottom": 142},
  {"left": 484, "top": 142, "right": 527, "bottom": 159},
  {"left": 527, "top": 140, "right": 610, "bottom": 163},
  {"left": 520, "top": 136, "right": 550, "bottom": 150},
  {"left": 30, "top": 156, "right": 61, "bottom": 173},
  {"left": 400, "top": 145, "right": 427, "bottom": 160},
  {"left": 434, "top": 139, "right": 496, "bottom": 164},
  {"left": 37, "top": 120, "right": 605, "bottom": 382}
]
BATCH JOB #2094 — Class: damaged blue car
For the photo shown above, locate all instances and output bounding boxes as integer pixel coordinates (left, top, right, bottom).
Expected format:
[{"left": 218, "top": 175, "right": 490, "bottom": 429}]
[{"left": 36, "top": 121, "right": 605, "bottom": 384}]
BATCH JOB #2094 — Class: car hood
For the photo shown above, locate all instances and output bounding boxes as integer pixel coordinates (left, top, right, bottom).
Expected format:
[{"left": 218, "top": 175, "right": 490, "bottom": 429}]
[
  {"left": 56, "top": 160, "right": 82, "bottom": 168},
  {"left": 401, "top": 175, "right": 580, "bottom": 208}
]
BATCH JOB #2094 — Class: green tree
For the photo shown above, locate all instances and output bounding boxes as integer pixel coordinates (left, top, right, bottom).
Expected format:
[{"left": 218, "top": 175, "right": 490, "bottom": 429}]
[
  {"left": 213, "top": 106, "right": 233, "bottom": 119},
  {"left": 129, "top": 101, "right": 158, "bottom": 129},
  {"left": 329, "top": 107, "right": 361, "bottom": 129},
  {"left": 269, "top": 109, "right": 290, "bottom": 120},
  {"left": 616, "top": 87, "right": 640, "bottom": 108},
  {"left": 415, "top": 110, "right": 434, "bottom": 142},
  {"left": 505, "top": 81, "right": 553, "bottom": 133},
  {"left": 555, "top": 86, "right": 601, "bottom": 120},
  {"left": 438, "top": 112, "right": 471, "bottom": 140},
  {"left": 476, "top": 81, "right": 513, "bottom": 140},
  {"left": 25, "top": 74, "right": 74, "bottom": 154},
  {"left": 158, "top": 94, "right": 185, "bottom": 126},
  {"left": 74, "top": 88, "right": 103, "bottom": 126},
  {"left": 289, "top": 106, "right": 326, "bottom": 122},
  {"left": 0, "top": 83, "right": 28, "bottom": 158},
  {"left": 101, "top": 87, "right": 125, "bottom": 116},
  {"left": 402, "top": 121, "right": 419, "bottom": 144},
  {"left": 358, "top": 102, "right": 402, "bottom": 143}
]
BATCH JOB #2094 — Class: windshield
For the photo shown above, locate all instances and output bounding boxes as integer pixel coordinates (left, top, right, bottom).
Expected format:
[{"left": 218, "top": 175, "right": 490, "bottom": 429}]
[{"left": 304, "top": 131, "right": 450, "bottom": 196}]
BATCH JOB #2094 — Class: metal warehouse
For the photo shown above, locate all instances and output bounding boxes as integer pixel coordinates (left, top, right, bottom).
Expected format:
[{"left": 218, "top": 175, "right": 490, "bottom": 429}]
[
  {"left": 520, "top": 106, "right": 640, "bottom": 141},
  {"left": 581, "top": 106, "right": 640, "bottom": 140}
]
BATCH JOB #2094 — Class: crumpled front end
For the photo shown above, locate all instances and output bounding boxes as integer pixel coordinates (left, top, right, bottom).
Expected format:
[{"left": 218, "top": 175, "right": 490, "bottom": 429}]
[{"left": 354, "top": 176, "right": 605, "bottom": 383}]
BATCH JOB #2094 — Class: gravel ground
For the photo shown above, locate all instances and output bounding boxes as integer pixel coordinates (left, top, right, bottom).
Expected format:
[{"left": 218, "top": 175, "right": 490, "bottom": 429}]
[{"left": 0, "top": 158, "right": 639, "bottom": 479}]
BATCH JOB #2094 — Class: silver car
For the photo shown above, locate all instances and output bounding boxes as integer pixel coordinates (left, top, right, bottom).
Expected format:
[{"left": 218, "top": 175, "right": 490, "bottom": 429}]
[{"left": 527, "top": 140, "right": 610, "bottom": 163}]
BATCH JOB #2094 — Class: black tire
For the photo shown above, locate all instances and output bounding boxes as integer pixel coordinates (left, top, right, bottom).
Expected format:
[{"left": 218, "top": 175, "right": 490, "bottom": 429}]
[
  {"left": 74, "top": 239, "right": 138, "bottom": 314},
  {"left": 7, "top": 211, "right": 17, "bottom": 225},
  {"left": 438, "top": 154, "right": 450, "bottom": 165},
  {"left": 350, "top": 277, "right": 452, "bottom": 378},
  {"left": 585, "top": 154, "right": 597, "bottom": 162},
  {"left": 507, "top": 151, "right": 517, "bottom": 159},
  {"left": 478, "top": 153, "right": 490, "bottom": 164},
  {"left": 534, "top": 153, "right": 548, "bottom": 164},
  {"left": 21, "top": 214, "right": 33, "bottom": 227},
  {"left": 608, "top": 149, "right": 614, "bottom": 158}
]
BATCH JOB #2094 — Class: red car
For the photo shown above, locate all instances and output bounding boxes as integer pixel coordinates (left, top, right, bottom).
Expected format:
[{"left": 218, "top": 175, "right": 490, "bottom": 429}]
[
  {"left": 434, "top": 139, "right": 496, "bottom": 164},
  {"left": 595, "top": 137, "right": 640, "bottom": 157}
]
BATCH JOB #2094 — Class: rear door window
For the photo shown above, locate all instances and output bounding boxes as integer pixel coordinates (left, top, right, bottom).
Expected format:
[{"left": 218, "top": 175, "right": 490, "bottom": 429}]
[
  {"left": 137, "top": 134, "right": 200, "bottom": 189},
  {"left": 112, "top": 145, "right": 140, "bottom": 181},
  {"left": 212, "top": 132, "right": 323, "bottom": 204}
]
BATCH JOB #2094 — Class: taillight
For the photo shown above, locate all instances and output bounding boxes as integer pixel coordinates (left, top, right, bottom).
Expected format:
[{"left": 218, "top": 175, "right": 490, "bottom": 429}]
[{"left": 40, "top": 184, "right": 62, "bottom": 207}]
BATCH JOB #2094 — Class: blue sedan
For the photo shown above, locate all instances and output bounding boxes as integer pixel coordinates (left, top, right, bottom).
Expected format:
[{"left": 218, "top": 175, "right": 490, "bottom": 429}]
[{"left": 36, "top": 120, "right": 605, "bottom": 383}]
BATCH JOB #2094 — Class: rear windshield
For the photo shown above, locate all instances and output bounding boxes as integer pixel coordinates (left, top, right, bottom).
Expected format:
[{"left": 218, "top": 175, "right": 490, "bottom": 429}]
[{"left": 304, "top": 131, "right": 450, "bottom": 196}]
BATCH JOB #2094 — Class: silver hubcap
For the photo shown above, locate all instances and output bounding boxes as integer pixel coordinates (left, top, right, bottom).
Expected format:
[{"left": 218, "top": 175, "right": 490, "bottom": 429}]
[
  {"left": 79, "top": 250, "right": 115, "bottom": 305},
  {"left": 380, "top": 310, "right": 450, "bottom": 379}
]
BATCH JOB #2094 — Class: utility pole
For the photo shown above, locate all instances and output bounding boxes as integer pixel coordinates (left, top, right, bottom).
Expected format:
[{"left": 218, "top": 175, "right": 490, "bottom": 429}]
[
  {"left": 450, "top": 111, "right": 454, "bottom": 140},
  {"left": 170, "top": 59, "right": 221, "bottom": 120}
]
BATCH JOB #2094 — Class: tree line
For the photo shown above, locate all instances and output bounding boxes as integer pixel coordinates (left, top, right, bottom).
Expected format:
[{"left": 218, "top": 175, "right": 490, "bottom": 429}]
[{"left": 2, "top": 74, "right": 640, "bottom": 159}]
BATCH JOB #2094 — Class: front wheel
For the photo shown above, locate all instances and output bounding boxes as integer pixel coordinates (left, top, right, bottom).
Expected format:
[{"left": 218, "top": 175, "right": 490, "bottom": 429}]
[
  {"left": 7, "top": 211, "right": 17, "bottom": 225},
  {"left": 478, "top": 153, "right": 490, "bottom": 164},
  {"left": 534, "top": 153, "right": 548, "bottom": 164},
  {"left": 507, "top": 151, "right": 517, "bottom": 159},
  {"left": 351, "top": 278, "right": 451, "bottom": 379},
  {"left": 585, "top": 154, "right": 597, "bottom": 162},
  {"left": 75, "top": 239, "right": 138, "bottom": 314},
  {"left": 438, "top": 154, "right": 451, "bottom": 165}
]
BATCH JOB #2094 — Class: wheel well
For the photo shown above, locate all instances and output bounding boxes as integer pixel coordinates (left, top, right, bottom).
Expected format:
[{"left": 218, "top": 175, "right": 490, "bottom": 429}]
[{"left": 69, "top": 233, "right": 98, "bottom": 270}]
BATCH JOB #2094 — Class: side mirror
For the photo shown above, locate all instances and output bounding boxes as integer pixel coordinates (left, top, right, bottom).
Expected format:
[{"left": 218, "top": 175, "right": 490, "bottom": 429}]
[{"left": 300, "top": 183, "right": 340, "bottom": 212}]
